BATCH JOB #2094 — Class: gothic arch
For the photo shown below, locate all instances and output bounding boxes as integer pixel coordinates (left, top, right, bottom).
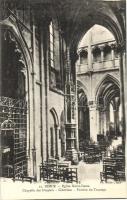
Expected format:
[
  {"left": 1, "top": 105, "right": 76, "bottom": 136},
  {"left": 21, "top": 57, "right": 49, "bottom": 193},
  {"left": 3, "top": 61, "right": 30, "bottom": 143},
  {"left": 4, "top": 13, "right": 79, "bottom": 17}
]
[
  {"left": 1, "top": 119, "right": 15, "bottom": 129},
  {"left": 0, "top": 17, "right": 33, "bottom": 161},
  {"left": 0, "top": 18, "right": 33, "bottom": 71},
  {"left": 77, "top": 80, "right": 89, "bottom": 101},
  {"left": 0, "top": 17, "right": 32, "bottom": 101},
  {"left": 50, "top": 108, "right": 59, "bottom": 127},
  {"left": 95, "top": 74, "right": 120, "bottom": 103},
  {"left": 70, "top": 6, "right": 125, "bottom": 53}
]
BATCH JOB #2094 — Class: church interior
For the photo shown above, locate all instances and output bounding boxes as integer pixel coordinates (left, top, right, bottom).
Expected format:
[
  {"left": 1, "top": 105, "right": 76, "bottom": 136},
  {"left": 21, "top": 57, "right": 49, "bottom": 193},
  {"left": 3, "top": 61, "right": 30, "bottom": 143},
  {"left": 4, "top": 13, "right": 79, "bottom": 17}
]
[{"left": 0, "top": 0, "right": 126, "bottom": 183}]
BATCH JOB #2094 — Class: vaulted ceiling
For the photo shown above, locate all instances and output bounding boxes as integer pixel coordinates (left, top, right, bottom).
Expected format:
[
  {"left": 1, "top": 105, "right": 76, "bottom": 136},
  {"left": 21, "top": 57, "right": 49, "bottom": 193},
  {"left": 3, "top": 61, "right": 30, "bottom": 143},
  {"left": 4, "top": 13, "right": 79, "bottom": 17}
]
[
  {"left": 1, "top": 0, "right": 126, "bottom": 53},
  {"left": 32, "top": 0, "right": 125, "bottom": 54}
]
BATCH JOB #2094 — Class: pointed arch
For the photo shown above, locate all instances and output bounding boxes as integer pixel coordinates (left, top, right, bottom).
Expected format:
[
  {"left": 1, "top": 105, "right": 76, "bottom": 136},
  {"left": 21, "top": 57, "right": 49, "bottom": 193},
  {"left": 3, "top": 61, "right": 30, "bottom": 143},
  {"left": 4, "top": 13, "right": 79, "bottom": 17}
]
[
  {"left": 1, "top": 119, "right": 15, "bottom": 129},
  {"left": 0, "top": 17, "right": 32, "bottom": 169},
  {"left": 0, "top": 16, "right": 33, "bottom": 72},
  {"left": 77, "top": 80, "right": 89, "bottom": 101},
  {"left": 50, "top": 108, "right": 59, "bottom": 127},
  {"left": 95, "top": 74, "right": 120, "bottom": 102}
]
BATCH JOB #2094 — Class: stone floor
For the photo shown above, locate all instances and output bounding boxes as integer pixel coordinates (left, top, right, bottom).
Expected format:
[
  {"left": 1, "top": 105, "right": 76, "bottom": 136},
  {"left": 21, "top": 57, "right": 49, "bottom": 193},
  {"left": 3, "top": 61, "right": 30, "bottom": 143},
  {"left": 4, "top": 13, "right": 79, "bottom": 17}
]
[
  {"left": 0, "top": 161, "right": 102, "bottom": 184},
  {"left": 77, "top": 161, "right": 102, "bottom": 183},
  {"left": 1, "top": 160, "right": 127, "bottom": 199}
]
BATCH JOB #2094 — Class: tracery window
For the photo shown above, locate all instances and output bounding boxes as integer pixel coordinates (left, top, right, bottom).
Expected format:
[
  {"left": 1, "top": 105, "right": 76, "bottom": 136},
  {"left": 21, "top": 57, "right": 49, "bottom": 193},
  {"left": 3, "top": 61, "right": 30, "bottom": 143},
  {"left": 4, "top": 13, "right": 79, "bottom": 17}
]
[
  {"left": 49, "top": 20, "right": 64, "bottom": 91},
  {"left": 49, "top": 21, "right": 55, "bottom": 69}
]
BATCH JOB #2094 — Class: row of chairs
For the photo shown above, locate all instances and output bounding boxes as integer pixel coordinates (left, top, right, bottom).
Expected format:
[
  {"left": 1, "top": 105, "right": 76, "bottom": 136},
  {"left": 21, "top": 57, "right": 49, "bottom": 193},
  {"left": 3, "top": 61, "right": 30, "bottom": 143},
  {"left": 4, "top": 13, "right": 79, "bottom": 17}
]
[
  {"left": 100, "top": 151, "right": 125, "bottom": 182},
  {"left": 40, "top": 159, "right": 78, "bottom": 183},
  {"left": 84, "top": 144, "right": 103, "bottom": 163}
]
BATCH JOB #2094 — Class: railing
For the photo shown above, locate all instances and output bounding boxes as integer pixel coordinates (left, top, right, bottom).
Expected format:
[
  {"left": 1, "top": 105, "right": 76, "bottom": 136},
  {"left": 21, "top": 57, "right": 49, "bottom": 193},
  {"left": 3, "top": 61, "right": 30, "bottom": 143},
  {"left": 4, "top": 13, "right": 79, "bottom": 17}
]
[{"left": 77, "top": 59, "right": 119, "bottom": 74}]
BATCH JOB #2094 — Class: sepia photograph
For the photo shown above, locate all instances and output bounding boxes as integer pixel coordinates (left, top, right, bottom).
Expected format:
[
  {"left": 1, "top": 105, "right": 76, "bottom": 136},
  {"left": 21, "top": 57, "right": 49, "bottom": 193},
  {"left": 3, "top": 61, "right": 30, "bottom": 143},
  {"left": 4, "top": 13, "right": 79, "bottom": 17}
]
[{"left": 0, "top": 0, "right": 126, "bottom": 199}]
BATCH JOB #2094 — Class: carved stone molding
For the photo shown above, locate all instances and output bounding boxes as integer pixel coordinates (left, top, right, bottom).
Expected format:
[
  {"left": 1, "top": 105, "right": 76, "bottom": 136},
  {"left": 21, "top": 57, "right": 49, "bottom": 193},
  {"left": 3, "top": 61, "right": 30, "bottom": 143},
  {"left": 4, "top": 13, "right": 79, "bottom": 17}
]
[{"left": 3, "top": 29, "right": 26, "bottom": 71}]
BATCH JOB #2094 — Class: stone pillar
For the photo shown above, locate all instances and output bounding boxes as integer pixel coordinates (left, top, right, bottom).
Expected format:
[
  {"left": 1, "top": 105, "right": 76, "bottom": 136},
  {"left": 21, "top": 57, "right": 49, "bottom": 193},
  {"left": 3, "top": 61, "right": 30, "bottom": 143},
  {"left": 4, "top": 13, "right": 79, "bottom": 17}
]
[
  {"left": 103, "top": 110, "right": 107, "bottom": 135},
  {"left": 96, "top": 108, "right": 100, "bottom": 136},
  {"left": 89, "top": 103, "right": 98, "bottom": 142},
  {"left": 113, "top": 109, "right": 119, "bottom": 136},
  {"left": 52, "top": 127, "right": 56, "bottom": 158},
  {"left": 111, "top": 44, "right": 115, "bottom": 67},
  {"left": 100, "top": 45, "right": 104, "bottom": 67},
  {"left": 31, "top": 18, "right": 37, "bottom": 181},
  {"left": 101, "top": 50, "right": 104, "bottom": 62},
  {"left": 88, "top": 31, "right": 92, "bottom": 70},
  {"left": 75, "top": 69, "right": 79, "bottom": 152},
  {"left": 65, "top": 47, "right": 78, "bottom": 164},
  {"left": 117, "top": 45, "right": 126, "bottom": 148},
  {"left": 122, "top": 49, "right": 127, "bottom": 145},
  {"left": 41, "top": 18, "right": 51, "bottom": 160},
  {"left": 106, "top": 109, "right": 110, "bottom": 134},
  {"left": 79, "top": 52, "right": 81, "bottom": 65},
  {"left": 55, "top": 126, "right": 60, "bottom": 159},
  {"left": 40, "top": 21, "right": 48, "bottom": 163},
  {"left": 99, "top": 110, "right": 105, "bottom": 135}
]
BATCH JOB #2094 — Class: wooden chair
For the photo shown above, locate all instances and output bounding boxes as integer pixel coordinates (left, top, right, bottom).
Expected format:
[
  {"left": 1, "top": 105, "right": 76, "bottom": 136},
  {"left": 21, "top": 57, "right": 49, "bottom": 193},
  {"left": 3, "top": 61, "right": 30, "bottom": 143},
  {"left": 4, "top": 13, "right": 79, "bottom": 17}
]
[{"left": 66, "top": 167, "right": 78, "bottom": 183}]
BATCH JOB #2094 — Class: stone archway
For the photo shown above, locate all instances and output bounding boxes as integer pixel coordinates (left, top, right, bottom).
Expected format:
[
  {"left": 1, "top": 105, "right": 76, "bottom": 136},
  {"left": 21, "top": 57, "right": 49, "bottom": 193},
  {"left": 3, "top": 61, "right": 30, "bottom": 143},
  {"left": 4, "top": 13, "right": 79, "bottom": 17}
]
[
  {"left": 77, "top": 87, "right": 90, "bottom": 151},
  {"left": 60, "top": 111, "right": 66, "bottom": 157},
  {"left": 49, "top": 108, "right": 59, "bottom": 159},
  {"left": 96, "top": 74, "right": 120, "bottom": 143},
  {"left": 0, "top": 26, "right": 30, "bottom": 179}
]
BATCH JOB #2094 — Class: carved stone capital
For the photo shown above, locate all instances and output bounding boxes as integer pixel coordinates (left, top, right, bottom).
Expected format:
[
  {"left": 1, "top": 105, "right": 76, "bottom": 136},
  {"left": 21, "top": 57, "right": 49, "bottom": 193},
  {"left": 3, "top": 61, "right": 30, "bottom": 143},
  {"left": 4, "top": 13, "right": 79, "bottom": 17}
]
[
  {"left": 110, "top": 43, "right": 117, "bottom": 50},
  {"left": 99, "top": 45, "right": 105, "bottom": 51},
  {"left": 116, "top": 42, "right": 126, "bottom": 53}
]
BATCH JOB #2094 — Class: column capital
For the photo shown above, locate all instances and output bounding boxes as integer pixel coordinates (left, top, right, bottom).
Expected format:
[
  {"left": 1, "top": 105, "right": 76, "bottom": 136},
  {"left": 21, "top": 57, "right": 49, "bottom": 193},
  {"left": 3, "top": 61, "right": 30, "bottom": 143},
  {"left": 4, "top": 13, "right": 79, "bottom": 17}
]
[
  {"left": 54, "top": 125, "right": 60, "bottom": 130},
  {"left": 99, "top": 45, "right": 105, "bottom": 51},
  {"left": 88, "top": 101, "right": 97, "bottom": 110},
  {"left": 110, "top": 43, "right": 117, "bottom": 50},
  {"left": 116, "top": 42, "right": 126, "bottom": 54},
  {"left": 91, "top": 45, "right": 100, "bottom": 53}
]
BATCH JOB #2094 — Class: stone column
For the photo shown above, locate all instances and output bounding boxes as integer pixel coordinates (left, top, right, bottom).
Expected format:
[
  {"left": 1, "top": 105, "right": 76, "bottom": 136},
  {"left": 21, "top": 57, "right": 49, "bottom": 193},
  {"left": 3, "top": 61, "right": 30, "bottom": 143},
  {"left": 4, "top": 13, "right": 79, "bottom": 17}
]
[
  {"left": 89, "top": 103, "right": 98, "bottom": 142},
  {"left": 100, "top": 46, "right": 104, "bottom": 62},
  {"left": 99, "top": 110, "right": 105, "bottom": 135},
  {"left": 118, "top": 45, "right": 126, "bottom": 148},
  {"left": 52, "top": 126, "right": 56, "bottom": 158},
  {"left": 40, "top": 21, "right": 47, "bottom": 163},
  {"left": 75, "top": 64, "right": 79, "bottom": 152},
  {"left": 100, "top": 45, "right": 104, "bottom": 67},
  {"left": 41, "top": 18, "right": 51, "bottom": 160},
  {"left": 79, "top": 52, "right": 81, "bottom": 65},
  {"left": 31, "top": 16, "right": 37, "bottom": 181},
  {"left": 65, "top": 47, "right": 78, "bottom": 164},
  {"left": 103, "top": 110, "right": 107, "bottom": 135},
  {"left": 88, "top": 31, "right": 92, "bottom": 70},
  {"left": 106, "top": 109, "right": 110, "bottom": 134},
  {"left": 96, "top": 108, "right": 100, "bottom": 136},
  {"left": 111, "top": 44, "right": 115, "bottom": 67},
  {"left": 113, "top": 108, "right": 119, "bottom": 136},
  {"left": 55, "top": 126, "right": 60, "bottom": 159}
]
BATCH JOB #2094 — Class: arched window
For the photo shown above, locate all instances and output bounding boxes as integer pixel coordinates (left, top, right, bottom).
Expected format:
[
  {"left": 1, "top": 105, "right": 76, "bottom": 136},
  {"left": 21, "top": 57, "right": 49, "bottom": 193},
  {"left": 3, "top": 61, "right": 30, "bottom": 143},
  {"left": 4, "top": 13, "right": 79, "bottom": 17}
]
[
  {"left": 49, "top": 20, "right": 63, "bottom": 90},
  {"left": 49, "top": 21, "right": 55, "bottom": 68}
]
